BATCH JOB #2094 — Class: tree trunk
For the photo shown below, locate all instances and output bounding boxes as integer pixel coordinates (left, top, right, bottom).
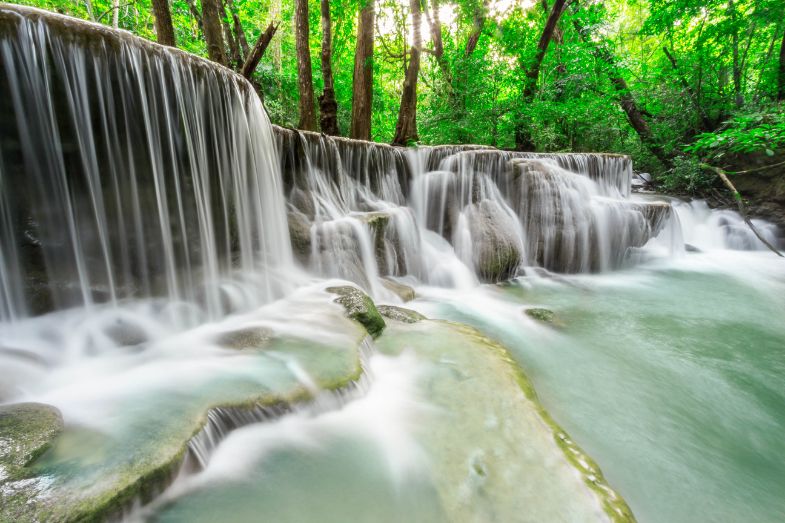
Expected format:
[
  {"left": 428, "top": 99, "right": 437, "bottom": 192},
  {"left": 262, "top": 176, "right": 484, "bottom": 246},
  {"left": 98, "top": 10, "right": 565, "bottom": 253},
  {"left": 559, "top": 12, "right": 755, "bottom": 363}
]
[
  {"left": 295, "top": 0, "right": 317, "bottom": 130},
  {"left": 201, "top": 0, "right": 227, "bottom": 65},
  {"left": 350, "top": 0, "right": 375, "bottom": 140},
  {"left": 464, "top": 1, "right": 487, "bottom": 57},
  {"left": 728, "top": 0, "right": 743, "bottom": 107},
  {"left": 779, "top": 25, "right": 785, "bottom": 101},
  {"left": 319, "top": 0, "right": 340, "bottom": 135},
  {"left": 222, "top": 2, "right": 242, "bottom": 69},
  {"left": 151, "top": 0, "right": 177, "bottom": 47},
  {"left": 392, "top": 0, "right": 422, "bottom": 145},
  {"left": 226, "top": 0, "right": 249, "bottom": 57},
  {"left": 515, "top": 0, "right": 566, "bottom": 150},
  {"left": 186, "top": 0, "right": 203, "bottom": 29},
  {"left": 240, "top": 22, "right": 279, "bottom": 79},
  {"left": 112, "top": 0, "right": 119, "bottom": 28}
]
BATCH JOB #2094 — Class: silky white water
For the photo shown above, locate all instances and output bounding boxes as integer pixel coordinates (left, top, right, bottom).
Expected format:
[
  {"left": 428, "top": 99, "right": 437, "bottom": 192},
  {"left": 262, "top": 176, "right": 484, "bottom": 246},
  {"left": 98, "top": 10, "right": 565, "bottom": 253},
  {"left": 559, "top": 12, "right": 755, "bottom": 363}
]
[{"left": 1, "top": 5, "right": 784, "bottom": 523}]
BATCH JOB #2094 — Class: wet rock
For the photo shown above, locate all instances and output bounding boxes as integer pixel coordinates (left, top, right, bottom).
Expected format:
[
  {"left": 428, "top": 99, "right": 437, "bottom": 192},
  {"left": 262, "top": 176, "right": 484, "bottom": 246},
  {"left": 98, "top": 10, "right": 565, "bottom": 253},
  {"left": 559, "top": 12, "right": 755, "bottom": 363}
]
[
  {"left": 377, "top": 305, "right": 425, "bottom": 323},
  {"left": 105, "top": 320, "right": 148, "bottom": 347},
  {"left": 524, "top": 308, "right": 555, "bottom": 323},
  {"left": 466, "top": 200, "right": 523, "bottom": 283},
  {"left": 287, "top": 210, "right": 312, "bottom": 264},
  {"left": 380, "top": 278, "right": 415, "bottom": 302},
  {"left": 685, "top": 243, "right": 702, "bottom": 253},
  {"left": 0, "top": 403, "right": 63, "bottom": 471},
  {"left": 289, "top": 187, "right": 316, "bottom": 219},
  {"left": 215, "top": 327, "right": 274, "bottom": 350},
  {"left": 327, "top": 286, "right": 386, "bottom": 338}
]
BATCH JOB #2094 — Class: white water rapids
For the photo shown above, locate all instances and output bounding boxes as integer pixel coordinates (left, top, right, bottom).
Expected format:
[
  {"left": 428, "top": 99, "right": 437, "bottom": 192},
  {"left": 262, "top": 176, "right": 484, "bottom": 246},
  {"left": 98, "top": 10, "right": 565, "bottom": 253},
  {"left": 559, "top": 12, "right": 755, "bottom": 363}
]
[{"left": 0, "top": 6, "right": 783, "bottom": 523}]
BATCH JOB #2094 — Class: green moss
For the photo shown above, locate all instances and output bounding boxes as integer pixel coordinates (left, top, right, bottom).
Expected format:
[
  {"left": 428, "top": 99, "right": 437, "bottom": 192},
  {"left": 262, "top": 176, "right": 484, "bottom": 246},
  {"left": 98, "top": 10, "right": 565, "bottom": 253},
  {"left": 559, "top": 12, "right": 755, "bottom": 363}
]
[
  {"left": 445, "top": 321, "right": 636, "bottom": 523},
  {"left": 377, "top": 305, "right": 425, "bottom": 323},
  {"left": 327, "top": 286, "right": 386, "bottom": 338},
  {"left": 0, "top": 403, "right": 63, "bottom": 471}
]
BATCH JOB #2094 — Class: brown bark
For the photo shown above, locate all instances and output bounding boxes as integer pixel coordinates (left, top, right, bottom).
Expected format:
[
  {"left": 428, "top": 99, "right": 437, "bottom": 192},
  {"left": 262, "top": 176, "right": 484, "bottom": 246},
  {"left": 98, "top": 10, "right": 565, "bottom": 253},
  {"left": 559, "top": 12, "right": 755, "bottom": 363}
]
[
  {"left": 779, "top": 26, "right": 785, "bottom": 101},
  {"left": 515, "top": 0, "right": 566, "bottom": 150},
  {"left": 425, "top": 0, "right": 451, "bottom": 85},
  {"left": 201, "top": 0, "right": 227, "bottom": 65},
  {"left": 319, "top": 0, "right": 340, "bottom": 135},
  {"left": 295, "top": 0, "right": 317, "bottom": 130},
  {"left": 226, "top": 0, "right": 249, "bottom": 57},
  {"left": 464, "top": 0, "right": 488, "bottom": 56},
  {"left": 240, "top": 21, "right": 279, "bottom": 79},
  {"left": 350, "top": 0, "right": 375, "bottom": 140},
  {"left": 392, "top": 0, "right": 422, "bottom": 145},
  {"left": 151, "top": 0, "right": 177, "bottom": 47},
  {"left": 221, "top": 3, "right": 242, "bottom": 68}
]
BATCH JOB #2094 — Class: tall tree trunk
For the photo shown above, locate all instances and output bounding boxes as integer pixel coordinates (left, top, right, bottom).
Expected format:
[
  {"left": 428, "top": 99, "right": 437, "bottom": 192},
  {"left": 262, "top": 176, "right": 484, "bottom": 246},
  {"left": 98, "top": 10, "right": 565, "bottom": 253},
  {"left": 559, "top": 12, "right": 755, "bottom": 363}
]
[
  {"left": 221, "top": 2, "right": 242, "bottom": 68},
  {"left": 350, "top": 0, "right": 375, "bottom": 140},
  {"left": 295, "top": 0, "right": 317, "bottom": 130},
  {"left": 464, "top": 1, "right": 487, "bottom": 57},
  {"left": 112, "top": 0, "right": 119, "bottom": 28},
  {"left": 226, "top": 0, "right": 249, "bottom": 57},
  {"left": 151, "top": 0, "right": 177, "bottom": 47},
  {"left": 319, "top": 0, "right": 340, "bottom": 135},
  {"left": 515, "top": 0, "right": 566, "bottom": 150},
  {"left": 728, "top": 0, "right": 743, "bottom": 107},
  {"left": 779, "top": 25, "right": 785, "bottom": 101},
  {"left": 392, "top": 0, "right": 422, "bottom": 145},
  {"left": 201, "top": 0, "right": 227, "bottom": 65},
  {"left": 240, "top": 21, "right": 279, "bottom": 79}
]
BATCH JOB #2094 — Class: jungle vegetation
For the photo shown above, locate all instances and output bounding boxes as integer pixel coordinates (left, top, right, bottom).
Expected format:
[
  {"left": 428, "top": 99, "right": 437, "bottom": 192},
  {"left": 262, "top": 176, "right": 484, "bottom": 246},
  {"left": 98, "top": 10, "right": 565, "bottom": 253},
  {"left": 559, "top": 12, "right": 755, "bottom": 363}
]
[{"left": 15, "top": 0, "right": 785, "bottom": 191}]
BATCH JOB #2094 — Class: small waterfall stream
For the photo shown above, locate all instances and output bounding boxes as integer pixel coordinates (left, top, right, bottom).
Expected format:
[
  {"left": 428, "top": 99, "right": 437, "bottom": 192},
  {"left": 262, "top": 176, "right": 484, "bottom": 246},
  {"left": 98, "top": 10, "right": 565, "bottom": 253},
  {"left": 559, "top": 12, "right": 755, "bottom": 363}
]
[{"left": 0, "top": 6, "right": 783, "bottom": 523}]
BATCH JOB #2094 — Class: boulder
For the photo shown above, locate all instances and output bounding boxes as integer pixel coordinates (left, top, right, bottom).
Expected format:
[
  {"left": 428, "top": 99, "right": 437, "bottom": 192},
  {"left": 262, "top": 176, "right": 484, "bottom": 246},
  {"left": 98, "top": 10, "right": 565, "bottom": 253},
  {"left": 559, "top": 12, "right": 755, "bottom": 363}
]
[
  {"left": 287, "top": 210, "right": 312, "bottom": 264},
  {"left": 377, "top": 305, "right": 425, "bottom": 323},
  {"left": 327, "top": 286, "right": 386, "bottom": 338},
  {"left": 0, "top": 403, "right": 63, "bottom": 471},
  {"left": 215, "top": 327, "right": 274, "bottom": 350},
  {"left": 466, "top": 200, "right": 523, "bottom": 283},
  {"left": 380, "top": 278, "right": 416, "bottom": 302}
]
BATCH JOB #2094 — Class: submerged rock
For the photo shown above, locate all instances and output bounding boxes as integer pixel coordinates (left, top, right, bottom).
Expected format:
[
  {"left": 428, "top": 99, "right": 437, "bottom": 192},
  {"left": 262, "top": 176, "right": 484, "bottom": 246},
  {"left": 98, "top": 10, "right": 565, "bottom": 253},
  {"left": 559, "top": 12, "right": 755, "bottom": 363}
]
[
  {"left": 380, "top": 278, "right": 416, "bottom": 302},
  {"left": 215, "top": 327, "right": 274, "bottom": 350},
  {"left": 525, "top": 307, "right": 555, "bottom": 323},
  {"left": 0, "top": 402, "right": 63, "bottom": 471},
  {"left": 466, "top": 200, "right": 523, "bottom": 283},
  {"left": 327, "top": 286, "right": 386, "bottom": 338},
  {"left": 377, "top": 305, "right": 425, "bottom": 323}
]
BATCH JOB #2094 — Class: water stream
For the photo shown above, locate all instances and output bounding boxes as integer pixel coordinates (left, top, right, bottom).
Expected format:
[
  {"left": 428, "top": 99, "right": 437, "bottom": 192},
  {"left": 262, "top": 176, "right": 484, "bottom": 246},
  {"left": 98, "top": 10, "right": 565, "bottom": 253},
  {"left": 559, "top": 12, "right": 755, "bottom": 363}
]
[{"left": 0, "top": 6, "right": 783, "bottom": 523}]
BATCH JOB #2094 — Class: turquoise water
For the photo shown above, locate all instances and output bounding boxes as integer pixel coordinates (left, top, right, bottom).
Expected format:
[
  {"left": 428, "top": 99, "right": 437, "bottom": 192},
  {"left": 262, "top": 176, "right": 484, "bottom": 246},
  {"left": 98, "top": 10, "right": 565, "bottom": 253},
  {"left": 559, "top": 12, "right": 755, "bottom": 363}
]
[{"left": 416, "top": 252, "right": 785, "bottom": 523}]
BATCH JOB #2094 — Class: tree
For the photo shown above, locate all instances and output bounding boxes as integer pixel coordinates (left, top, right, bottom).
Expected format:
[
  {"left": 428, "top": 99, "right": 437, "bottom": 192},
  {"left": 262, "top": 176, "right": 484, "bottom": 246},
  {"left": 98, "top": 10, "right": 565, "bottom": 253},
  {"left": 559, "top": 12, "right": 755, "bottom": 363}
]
[
  {"left": 241, "top": 21, "right": 280, "bottom": 79},
  {"left": 515, "top": 0, "right": 567, "bottom": 150},
  {"left": 151, "top": 0, "right": 177, "bottom": 47},
  {"left": 319, "top": 0, "right": 339, "bottom": 135},
  {"left": 779, "top": 24, "right": 785, "bottom": 100},
  {"left": 392, "top": 0, "right": 423, "bottom": 145},
  {"left": 351, "top": 0, "right": 375, "bottom": 140},
  {"left": 201, "top": 0, "right": 227, "bottom": 65},
  {"left": 295, "top": 0, "right": 317, "bottom": 130}
]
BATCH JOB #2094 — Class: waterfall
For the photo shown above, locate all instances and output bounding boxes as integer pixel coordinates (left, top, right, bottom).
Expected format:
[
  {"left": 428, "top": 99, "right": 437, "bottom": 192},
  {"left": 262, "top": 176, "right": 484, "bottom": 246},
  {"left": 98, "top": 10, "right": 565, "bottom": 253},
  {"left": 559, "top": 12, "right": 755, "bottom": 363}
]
[
  {"left": 0, "top": 6, "right": 291, "bottom": 323},
  {"left": 277, "top": 128, "right": 676, "bottom": 292}
]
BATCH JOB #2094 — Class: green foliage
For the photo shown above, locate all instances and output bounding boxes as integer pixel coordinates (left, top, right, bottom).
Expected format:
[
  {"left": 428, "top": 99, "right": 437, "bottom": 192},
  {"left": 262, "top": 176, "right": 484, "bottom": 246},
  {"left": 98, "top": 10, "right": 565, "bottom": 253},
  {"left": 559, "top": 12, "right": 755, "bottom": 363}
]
[
  {"left": 657, "top": 155, "right": 717, "bottom": 195},
  {"left": 686, "top": 111, "right": 785, "bottom": 160}
]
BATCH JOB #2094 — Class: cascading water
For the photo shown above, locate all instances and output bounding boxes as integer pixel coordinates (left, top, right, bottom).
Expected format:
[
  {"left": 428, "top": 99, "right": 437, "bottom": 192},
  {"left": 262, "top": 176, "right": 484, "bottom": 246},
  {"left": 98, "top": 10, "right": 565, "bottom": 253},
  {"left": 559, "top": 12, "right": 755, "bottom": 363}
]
[
  {"left": 1, "top": 5, "right": 784, "bottom": 523},
  {"left": 0, "top": 6, "right": 291, "bottom": 324}
]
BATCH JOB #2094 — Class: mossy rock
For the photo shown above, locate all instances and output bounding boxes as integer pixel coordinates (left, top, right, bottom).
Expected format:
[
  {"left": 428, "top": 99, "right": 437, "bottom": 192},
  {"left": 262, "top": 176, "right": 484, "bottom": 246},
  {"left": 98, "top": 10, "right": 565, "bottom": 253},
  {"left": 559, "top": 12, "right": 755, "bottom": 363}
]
[
  {"left": 524, "top": 308, "right": 565, "bottom": 328},
  {"left": 215, "top": 327, "right": 274, "bottom": 350},
  {"left": 0, "top": 402, "right": 63, "bottom": 472},
  {"left": 377, "top": 305, "right": 425, "bottom": 323},
  {"left": 380, "top": 278, "right": 416, "bottom": 302},
  {"left": 327, "top": 286, "right": 386, "bottom": 338}
]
